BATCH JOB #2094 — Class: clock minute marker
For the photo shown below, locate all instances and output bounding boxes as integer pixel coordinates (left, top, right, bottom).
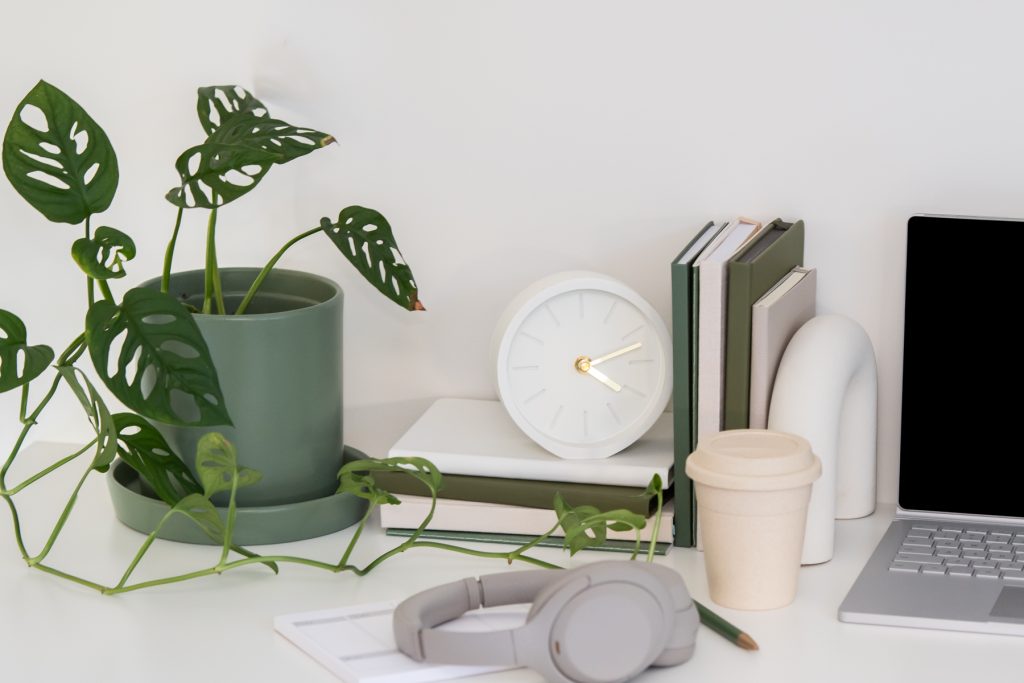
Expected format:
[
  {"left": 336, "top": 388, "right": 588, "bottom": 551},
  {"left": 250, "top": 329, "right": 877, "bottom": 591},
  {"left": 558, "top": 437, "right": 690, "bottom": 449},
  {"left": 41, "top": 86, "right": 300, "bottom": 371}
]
[
  {"left": 621, "top": 325, "right": 644, "bottom": 340},
  {"left": 603, "top": 301, "right": 618, "bottom": 324},
  {"left": 520, "top": 332, "right": 544, "bottom": 345},
  {"left": 512, "top": 364, "right": 540, "bottom": 371},
  {"left": 550, "top": 405, "right": 564, "bottom": 429},
  {"left": 544, "top": 304, "right": 560, "bottom": 327},
  {"left": 525, "top": 388, "right": 546, "bottom": 404},
  {"left": 607, "top": 402, "right": 621, "bottom": 425},
  {"left": 583, "top": 409, "right": 588, "bottom": 438},
  {"left": 628, "top": 359, "right": 653, "bottom": 365},
  {"left": 578, "top": 292, "right": 584, "bottom": 319}
]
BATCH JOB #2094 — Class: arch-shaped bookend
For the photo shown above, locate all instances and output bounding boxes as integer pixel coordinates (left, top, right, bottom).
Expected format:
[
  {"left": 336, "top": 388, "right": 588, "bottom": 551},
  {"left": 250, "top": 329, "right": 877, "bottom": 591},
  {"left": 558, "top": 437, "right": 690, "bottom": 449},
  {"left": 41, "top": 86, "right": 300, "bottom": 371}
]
[{"left": 768, "top": 314, "right": 877, "bottom": 565}]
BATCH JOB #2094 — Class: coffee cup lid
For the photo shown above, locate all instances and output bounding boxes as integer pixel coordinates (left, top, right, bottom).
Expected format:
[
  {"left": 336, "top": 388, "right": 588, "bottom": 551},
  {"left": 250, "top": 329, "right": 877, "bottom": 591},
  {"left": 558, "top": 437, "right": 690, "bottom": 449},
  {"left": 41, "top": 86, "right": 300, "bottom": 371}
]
[{"left": 685, "top": 430, "right": 821, "bottom": 491}]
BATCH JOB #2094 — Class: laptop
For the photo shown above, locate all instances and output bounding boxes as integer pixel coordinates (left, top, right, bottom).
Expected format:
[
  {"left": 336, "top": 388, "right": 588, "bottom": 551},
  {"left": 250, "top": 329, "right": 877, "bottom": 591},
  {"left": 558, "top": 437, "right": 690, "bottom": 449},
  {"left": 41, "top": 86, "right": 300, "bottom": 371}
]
[{"left": 838, "top": 214, "right": 1024, "bottom": 636}]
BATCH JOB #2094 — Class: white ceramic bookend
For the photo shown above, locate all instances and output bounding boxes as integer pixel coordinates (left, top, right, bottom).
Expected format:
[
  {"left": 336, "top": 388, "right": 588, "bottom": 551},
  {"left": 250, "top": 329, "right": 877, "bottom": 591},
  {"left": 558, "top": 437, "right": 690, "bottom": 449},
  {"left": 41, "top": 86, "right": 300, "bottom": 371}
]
[{"left": 767, "top": 314, "right": 877, "bottom": 565}]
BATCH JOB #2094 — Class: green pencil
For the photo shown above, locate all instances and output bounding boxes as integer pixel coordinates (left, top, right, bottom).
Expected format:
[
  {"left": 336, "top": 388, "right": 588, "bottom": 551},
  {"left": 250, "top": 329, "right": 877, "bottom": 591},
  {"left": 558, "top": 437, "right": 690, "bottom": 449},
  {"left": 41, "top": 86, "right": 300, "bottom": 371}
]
[{"left": 694, "top": 600, "right": 759, "bottom": 651}]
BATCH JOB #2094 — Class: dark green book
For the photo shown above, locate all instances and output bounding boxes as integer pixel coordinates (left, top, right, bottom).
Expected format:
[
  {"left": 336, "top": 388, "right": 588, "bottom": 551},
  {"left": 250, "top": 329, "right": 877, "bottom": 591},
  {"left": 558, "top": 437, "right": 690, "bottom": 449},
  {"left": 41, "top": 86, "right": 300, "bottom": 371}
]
[
  {"left": 670, "top": 221, "right": 726, "bottom": 547},
  {"left": 370, "top": 469, "right": 668, "bottom": 515},
  {"left": 722, "top": 218, "right": 805, "bottom": 430},
  {"left": 385, "top": 528, "right": 670, "bottom": 556}
]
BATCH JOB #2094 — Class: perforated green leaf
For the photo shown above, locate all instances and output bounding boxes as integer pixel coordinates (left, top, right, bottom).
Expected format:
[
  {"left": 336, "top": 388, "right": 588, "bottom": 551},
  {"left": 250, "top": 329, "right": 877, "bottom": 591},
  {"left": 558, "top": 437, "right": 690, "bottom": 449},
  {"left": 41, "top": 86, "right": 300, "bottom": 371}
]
[
  {"left": 194, "top": 432, "right": 261, "bottom": 498},
  {"left": 553, "top": 494, "right": 647, "bottom": 556},
  {"left": 0, "top": 310, "right": 54, "bottom": 394},
  {"left": 170, "top": 493, "right": 226, "bottom": 541},
  {"left": 337, "top": 456, "right": 442, "bottom": 506},
  {"left": 196, "top": 85, "right": 269, "bottom": 135},
  {"left": 169, "top": 86, "right": 334, "bottom": 210},
  {"left": 71, "top": 226, "right": 136, "bottom": 280},
  {"left": 56, "top": 367, "right": 118, "bottom": 472},
  {"left": 321, "top": 207, "right": 423, "bottom": 311},
  {"left": 113, "top": 413, "right": 201, "bottom": 505},
  {"left": 85, "top": 287, "right": 230, "bottom": 427},
  {"left": 164, "top": 141, "right": 278, "bottom": 209},
  {"left": 2, "top": 80, "right": 118, "bottom": 224}
]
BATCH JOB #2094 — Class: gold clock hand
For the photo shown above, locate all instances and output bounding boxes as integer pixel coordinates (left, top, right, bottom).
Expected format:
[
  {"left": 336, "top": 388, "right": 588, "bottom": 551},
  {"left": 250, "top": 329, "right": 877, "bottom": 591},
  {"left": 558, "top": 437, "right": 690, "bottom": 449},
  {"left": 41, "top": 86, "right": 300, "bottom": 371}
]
[
  {"left": 590, "top": 341, "right": 643, "bottom": 367},
  {"left": 585, "top": 366, "right": 622, "bottom": 392}
]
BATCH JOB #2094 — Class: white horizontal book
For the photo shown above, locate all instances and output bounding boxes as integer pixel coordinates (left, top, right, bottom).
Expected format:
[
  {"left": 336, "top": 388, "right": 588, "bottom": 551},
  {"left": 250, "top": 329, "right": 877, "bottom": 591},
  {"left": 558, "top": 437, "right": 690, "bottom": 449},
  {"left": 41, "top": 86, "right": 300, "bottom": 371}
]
[
  {"left": 380, "top": 495, "right": 675, "bottom": 544},
  {"left": 748, "top": 267, "right": 817, "bottom": 429},
  {"left": 275, "top": 601, "right": 527, "bottom": 683},
  {"left": 387, "top": 398, "right": 672, "bottom": 488},
  {"left": 695, "top": 218, "right": 763, "bottom": 440}
]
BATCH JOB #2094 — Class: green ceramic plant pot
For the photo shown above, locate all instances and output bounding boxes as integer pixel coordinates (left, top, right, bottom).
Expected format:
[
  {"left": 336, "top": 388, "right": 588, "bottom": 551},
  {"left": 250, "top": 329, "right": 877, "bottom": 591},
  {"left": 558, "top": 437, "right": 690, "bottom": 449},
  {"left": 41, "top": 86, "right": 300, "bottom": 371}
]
[{"left": 144, "top": 268, "right": 343, "bottom": 508}]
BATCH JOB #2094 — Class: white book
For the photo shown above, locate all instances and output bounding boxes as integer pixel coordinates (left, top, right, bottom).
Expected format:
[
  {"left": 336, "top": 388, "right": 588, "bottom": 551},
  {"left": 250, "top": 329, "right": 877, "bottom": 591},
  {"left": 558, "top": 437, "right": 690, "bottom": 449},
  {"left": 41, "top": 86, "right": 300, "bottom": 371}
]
[
  {"left": 380, "top": 495, "right": 675, "bottom": 544},
  {"left": 694, "top": 218, "right": 763, "bottom": 441},
  {"left": 275, "top": 601, "right": 526, "bottom": 683},
  {"left": 748, "top": 267, "right": 817, "bottom": 429},
  {"left": 387, "top": 399, "right": 672, "bottom": 489}
]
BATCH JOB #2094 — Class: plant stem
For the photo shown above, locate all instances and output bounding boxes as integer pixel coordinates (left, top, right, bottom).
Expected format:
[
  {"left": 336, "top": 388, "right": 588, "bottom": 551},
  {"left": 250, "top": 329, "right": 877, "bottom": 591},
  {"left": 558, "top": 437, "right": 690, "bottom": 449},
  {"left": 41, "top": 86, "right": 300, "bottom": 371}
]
[
  {"left": 234, "top": 227, "right": 320, "bottom": 315},
  {"left": 338, "top": 506, "right": 372, "bottom": 568},
  {"left": 1, "top": 496, "right": 29, "bottom": 559},
  {"left": 3, "top": 439, "right": 97, "bottom": 495},
  {"left": 18, "top": 384, "right": 29, "bottom": 424},
  {"left": 115, "top": 527, "right": 161, "bottom": 589},
  {"left": 203, "top": 207, "right": 225, "bottom": 314},
  {"left": 646, "top": 485, "right": 663, "bottom": 564},
  {"left": 26, "top": 468, "right": 91, "bottom": 566},
  {"left": 98, "top": 280, "right": 114, "bottom": 302},
  {"left": 85, "top": 217, "right": 95, "bottom": 307},
  {"left": 33, "top": 563, "right": 109, "bottom": 593},
  {"left": 161, "top": 206, "right": 184, "bottom": 293},
  {"left": 2, "top": 372, "right": 63, "bottom": 485},
  {"left": 1, "top": 333, "right": 86, "bottom": 486},
  {"left": 403, "top": 542, "right": 562, "bottom": 570},
  {"left": 218, "top": 471, "right": 239, "bottom": 567}
]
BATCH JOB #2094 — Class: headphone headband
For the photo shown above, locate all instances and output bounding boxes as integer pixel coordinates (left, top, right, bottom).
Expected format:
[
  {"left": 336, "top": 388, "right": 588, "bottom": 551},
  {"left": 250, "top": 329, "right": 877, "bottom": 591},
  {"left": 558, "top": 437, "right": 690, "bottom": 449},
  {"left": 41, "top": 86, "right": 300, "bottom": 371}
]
[{"left": 394, "top": 569, "right": 561, "bottom": 665}]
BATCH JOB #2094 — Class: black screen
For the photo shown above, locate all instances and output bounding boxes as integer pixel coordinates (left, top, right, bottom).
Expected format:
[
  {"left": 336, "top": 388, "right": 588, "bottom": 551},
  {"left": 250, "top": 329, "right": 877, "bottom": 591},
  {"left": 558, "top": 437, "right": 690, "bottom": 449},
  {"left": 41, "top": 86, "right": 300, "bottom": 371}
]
[{"left": 899, "top": 215, "right": 1024, "bottom": 517}]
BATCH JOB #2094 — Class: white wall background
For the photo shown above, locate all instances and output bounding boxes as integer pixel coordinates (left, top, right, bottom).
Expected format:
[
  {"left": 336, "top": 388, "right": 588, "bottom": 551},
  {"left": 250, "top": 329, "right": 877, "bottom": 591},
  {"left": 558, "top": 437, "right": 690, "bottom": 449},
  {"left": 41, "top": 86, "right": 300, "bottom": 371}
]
[{"left": 3, "top": 0, "right": 1023, "bottom": 504}]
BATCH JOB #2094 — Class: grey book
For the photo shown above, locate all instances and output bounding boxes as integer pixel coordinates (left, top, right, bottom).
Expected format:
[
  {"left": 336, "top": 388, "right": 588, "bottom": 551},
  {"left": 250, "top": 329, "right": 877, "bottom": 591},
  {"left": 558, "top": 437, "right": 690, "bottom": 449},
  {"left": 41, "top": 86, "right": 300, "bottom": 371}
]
[{"left": 748, "top": 267, "right": 816, "bottom": 429}]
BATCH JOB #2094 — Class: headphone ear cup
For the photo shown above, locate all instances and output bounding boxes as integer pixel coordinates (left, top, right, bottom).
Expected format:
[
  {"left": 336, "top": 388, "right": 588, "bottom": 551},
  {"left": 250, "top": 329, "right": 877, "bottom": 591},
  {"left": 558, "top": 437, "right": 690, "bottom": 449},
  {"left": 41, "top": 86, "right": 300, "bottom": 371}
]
[
  {"left": 526, "top": 570, "right": 582, "bottom": 622},
  {"left": 547, "top": 581, "right": 669, "bottom": 683}
]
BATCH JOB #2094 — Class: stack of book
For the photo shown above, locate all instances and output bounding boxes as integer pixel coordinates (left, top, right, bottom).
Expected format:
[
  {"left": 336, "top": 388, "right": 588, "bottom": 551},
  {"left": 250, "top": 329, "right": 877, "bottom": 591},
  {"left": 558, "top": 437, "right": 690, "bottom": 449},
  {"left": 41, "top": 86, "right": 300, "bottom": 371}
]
[
  {"left": 379, "top": 398, "right": 675, "bottom": 554},
  {"left": 671, "top": 218, "right": 816, "bottom": 547}
]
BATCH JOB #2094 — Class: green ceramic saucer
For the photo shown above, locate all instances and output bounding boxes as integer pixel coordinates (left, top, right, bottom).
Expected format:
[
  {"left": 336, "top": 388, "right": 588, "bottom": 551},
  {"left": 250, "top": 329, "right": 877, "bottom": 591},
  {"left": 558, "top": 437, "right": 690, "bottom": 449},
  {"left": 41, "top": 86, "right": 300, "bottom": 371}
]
[{"left": 107, "top": 446, "right": 369, "bottom": 545}]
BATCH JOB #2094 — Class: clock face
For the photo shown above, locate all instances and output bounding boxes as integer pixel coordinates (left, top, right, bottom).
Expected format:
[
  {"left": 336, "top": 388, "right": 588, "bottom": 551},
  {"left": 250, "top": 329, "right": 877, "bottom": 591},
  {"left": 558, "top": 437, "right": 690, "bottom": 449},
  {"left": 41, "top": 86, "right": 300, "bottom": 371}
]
[{"left": 493, "top": 272, "right": 672, "bottom": 459}]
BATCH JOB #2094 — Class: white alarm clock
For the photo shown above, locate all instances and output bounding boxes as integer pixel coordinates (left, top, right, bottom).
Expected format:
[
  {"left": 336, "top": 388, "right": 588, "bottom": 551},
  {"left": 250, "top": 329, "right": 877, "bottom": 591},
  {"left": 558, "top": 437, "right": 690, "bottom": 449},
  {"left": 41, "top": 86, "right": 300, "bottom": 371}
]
[{"left": 492, "top": 271, "right": 672, "bottom": 460}]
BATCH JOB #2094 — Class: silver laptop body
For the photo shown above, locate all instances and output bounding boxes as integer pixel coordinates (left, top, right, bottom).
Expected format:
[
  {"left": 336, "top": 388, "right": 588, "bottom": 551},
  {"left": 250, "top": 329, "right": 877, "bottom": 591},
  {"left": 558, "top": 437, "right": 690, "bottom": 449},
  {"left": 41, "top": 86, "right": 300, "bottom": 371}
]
[{"left": 837, "top": 215, "right": 1024, "bottom": 635}]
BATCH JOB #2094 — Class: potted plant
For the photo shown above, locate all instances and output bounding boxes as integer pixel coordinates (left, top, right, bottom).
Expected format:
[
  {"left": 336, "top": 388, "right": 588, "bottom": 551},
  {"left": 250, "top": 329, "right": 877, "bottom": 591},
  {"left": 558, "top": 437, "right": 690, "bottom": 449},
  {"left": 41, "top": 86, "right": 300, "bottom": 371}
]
[
  {"left": 1, "top": 80, "right": 422, "bottom": 543},
  {"left": 0, "top": 80, "right": 663, "bottom": 594}
]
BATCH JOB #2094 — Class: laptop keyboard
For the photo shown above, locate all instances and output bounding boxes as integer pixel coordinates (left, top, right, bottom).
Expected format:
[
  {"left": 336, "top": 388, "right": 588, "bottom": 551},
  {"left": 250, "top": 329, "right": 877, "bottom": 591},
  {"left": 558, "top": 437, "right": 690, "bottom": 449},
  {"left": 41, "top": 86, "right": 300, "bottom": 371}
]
[{"left": 890, "top": 524, "right": 1024, "bottom": 581}]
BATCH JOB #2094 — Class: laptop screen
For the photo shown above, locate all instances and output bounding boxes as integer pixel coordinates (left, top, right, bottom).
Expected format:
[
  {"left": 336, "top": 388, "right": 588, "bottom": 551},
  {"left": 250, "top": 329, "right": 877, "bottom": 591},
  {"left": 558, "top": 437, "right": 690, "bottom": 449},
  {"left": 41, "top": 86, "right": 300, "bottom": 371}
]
[{"left": 899, "top": 215, "right": 1024, "bottom": 518}]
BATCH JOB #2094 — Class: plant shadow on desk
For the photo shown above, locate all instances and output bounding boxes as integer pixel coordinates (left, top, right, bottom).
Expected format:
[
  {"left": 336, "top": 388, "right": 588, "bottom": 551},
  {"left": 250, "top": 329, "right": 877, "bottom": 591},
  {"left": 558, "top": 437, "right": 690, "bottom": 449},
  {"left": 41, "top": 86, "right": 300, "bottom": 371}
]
[{"left": 0, "top": 80, "right": 662, "bottom": 593}]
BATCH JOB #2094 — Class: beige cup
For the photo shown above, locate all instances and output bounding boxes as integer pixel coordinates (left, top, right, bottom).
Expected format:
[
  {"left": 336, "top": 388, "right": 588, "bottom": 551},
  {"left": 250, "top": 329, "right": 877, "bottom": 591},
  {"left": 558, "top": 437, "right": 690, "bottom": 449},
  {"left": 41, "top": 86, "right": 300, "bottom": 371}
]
[{"left": 685, "top": 430, "right": 821, "bottom": 610}]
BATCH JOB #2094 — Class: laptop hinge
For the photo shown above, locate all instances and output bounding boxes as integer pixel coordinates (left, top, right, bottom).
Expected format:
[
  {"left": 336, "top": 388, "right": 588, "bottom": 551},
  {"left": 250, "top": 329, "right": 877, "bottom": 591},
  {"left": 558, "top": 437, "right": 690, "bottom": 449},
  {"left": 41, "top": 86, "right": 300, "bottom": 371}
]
[{"left": 896, "top": 506, "right": 1024, "bottom": 528}]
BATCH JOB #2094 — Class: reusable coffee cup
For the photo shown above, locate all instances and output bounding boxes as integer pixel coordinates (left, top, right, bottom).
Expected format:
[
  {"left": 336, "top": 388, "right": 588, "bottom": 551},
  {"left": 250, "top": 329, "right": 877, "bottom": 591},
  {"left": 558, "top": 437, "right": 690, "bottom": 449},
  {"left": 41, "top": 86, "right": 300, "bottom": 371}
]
[{"left": 685, "top": 430, "right": 821, "bottom": 610}]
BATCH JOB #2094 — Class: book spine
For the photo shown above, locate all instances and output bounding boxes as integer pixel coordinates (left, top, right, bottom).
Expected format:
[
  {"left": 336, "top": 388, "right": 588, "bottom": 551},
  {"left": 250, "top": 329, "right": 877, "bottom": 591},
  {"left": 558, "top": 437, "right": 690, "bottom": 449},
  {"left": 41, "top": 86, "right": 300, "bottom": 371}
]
[
  {"left": 370, "top": 470, "right": 656, "bottom": 515},
  {"left": 671, "top": 258, "right": 693, "bottom": 546},
  {"left": 723, "top": 220, "right": 805, "bottom": 430},
  {"left": 696, "top": 260, "right": 728, "bottom": 440},
  {"left": 723, "top": 258, "right": 755, "bottom": 430}
]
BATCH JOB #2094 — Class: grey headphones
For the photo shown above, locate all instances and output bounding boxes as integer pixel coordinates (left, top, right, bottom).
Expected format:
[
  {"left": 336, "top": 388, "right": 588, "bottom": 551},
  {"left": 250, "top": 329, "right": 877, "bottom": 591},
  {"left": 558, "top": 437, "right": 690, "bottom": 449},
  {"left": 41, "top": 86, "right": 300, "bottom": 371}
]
[{"left": 393, "top": 561, "right": 699, "bottom": 683}]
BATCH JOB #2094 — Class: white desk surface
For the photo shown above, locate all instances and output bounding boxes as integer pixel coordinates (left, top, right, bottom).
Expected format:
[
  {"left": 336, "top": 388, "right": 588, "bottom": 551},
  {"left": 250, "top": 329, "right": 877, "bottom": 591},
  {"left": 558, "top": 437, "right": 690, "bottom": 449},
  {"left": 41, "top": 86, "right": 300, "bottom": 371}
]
[{"left": 1, "top": 402, "right": 1020, "bottom": 682}]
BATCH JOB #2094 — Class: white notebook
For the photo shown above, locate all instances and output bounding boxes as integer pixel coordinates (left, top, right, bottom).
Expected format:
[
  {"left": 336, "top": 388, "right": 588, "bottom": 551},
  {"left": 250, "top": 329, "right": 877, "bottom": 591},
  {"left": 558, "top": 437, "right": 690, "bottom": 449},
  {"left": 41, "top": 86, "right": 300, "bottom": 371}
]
[
  {"left": 387, "top": 398, "right": 672, "bottom": 488},
  {"left": 694, "top": 218, "right": 763, "bottom": 441},
  {"left": 275, "top": 601, "right": 527, "bottom": 683}
]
